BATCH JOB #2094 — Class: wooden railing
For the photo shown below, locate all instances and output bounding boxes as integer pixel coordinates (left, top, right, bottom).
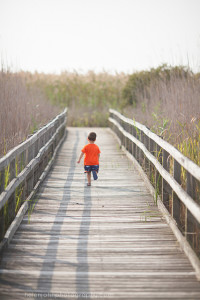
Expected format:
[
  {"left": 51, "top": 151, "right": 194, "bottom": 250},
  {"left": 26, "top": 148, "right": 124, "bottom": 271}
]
[
  {"left": 0, "top": 108, "right": 67, "bottom": 243},
  {"left": 109, "top": 109, "right": 200, "bottom": 257}
]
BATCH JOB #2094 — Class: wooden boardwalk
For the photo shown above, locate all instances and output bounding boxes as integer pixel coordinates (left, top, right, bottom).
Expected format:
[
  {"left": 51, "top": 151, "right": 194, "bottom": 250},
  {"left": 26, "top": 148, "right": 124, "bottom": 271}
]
[{"left": 0, "top": 127, "right": 200, "bottom": 299}]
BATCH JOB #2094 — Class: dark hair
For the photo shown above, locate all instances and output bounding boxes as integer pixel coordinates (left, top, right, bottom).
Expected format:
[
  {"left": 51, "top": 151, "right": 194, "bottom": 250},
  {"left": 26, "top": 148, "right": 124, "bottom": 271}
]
[{"left": 88, "top": 132, "right": 96, "bottom": 141}]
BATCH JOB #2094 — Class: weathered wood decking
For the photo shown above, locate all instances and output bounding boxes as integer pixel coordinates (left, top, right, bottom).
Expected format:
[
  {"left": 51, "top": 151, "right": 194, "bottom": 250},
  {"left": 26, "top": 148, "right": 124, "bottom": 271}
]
[{"left": 0, "top": 127, "right": 200, "bottom": 299}]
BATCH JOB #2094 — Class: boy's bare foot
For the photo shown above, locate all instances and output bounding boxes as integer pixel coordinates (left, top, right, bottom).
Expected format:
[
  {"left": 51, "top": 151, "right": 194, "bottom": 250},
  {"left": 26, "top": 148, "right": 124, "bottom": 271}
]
[{"left": 87, "top": 183, "right": 91, "bottom": 186}]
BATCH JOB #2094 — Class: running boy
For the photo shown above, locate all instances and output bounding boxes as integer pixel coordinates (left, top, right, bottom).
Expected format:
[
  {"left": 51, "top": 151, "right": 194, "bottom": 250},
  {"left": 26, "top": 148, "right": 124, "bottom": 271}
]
[{"left": 77, "top": 132, "right": 101, "bottom": 186}]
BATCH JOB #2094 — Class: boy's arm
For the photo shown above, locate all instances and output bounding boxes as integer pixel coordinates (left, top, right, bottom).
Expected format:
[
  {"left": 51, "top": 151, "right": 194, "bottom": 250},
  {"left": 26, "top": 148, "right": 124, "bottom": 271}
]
[{"left": 77, "top": 152, "right": 84, "bottom": 163}]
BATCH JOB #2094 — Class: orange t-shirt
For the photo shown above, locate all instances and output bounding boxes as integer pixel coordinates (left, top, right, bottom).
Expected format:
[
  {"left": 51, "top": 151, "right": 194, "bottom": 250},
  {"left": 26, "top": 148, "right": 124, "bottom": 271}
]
[{"left": 81, "top": 144, "right": 101, "bottom": 165}]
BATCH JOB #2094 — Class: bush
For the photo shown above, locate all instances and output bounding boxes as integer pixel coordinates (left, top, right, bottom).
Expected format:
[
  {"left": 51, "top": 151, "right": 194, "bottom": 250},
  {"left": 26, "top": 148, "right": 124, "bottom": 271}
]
[{"left": 122, "top": 64, "right": 190, "bottom": 106}]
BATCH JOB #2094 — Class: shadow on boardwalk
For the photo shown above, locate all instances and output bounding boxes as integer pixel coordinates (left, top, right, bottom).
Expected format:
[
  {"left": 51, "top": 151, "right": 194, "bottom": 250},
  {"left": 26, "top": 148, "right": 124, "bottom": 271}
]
[
  {"left": 0, "top": 127, "right": 200, "bottom": 299},
  {"left": 35, "top": 131, "right": 91, "bottom": 298}
]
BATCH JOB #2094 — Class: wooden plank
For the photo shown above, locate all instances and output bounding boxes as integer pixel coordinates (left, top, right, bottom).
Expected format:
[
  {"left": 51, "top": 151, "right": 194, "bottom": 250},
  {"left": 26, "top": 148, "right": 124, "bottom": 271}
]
[
  {"left": 0, "top": 127, "right": 200, "bottom": 299},
  {"left": 0, "top": 122, "right": 67, "bottom": 254},
  {"left": 109, "top": 117, "right": 200, "bottom": 223},
  {"left": 0, "top": 121, "right": 66, "bottom": 211},
  {"left": 111, "top": 127, "right": 200, "bottom": 281}
]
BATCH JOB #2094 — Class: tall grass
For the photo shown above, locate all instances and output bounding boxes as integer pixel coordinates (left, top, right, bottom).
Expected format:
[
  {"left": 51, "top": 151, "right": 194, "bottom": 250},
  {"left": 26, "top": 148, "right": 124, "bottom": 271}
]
[
  {"left": 0, "top": 69, "right": 60, "bottom": 158},
  {"left": 28, "top": 70, "right": 128, "bottom": 127},
  {"left": 122, "top": 65, "right": 200, "bottom": 165},
  {"left": 1, "top": 64, "right": 199, "bottom": 167}
]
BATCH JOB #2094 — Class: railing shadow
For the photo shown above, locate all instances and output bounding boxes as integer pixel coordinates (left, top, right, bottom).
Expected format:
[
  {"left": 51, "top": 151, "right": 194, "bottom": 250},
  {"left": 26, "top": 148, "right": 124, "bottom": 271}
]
[
  {"left": 0, "top": 129, "right": 92, "bottom": 298},
  {"left": 35, "top": 129, "right": 91, "bottom": 299},
  {"left": 35, "top": 131, "right": 81, "bottom": 295},
  {"left": 76, "top": 177, "right": 91, "bottom": 299}
]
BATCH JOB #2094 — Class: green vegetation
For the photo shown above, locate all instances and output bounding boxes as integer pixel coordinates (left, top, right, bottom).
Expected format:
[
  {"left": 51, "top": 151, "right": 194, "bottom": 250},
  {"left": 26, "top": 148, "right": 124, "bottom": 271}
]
[
  {"left": 122, "top": 64, "right": 190, "bottom": 106},
  {"left": 29, "top": 71, "right": 128, "bottom": 127},
  {"left": 177, "top": 120, "right": 200, "bottom": 167},
  {"left": 15, "top": 186, "right": 23, "bottom": 214},
  {"left": 122, "top": 65, "right": 200, "bottom": 166},
  {"left": 4, "top": 165, "right": 10, "bottom": 189},
  {"left": 28, "top": 197, "right": 38, "bottom": 223},
  {"left": 0, "top": 63, "right": 199, "bottom": 242},
  {"left": 1, "top": 64, "right": 200, "bottom": 167},
  {"left": 24, "top": 65, "right": 200, "bottom": 168}
]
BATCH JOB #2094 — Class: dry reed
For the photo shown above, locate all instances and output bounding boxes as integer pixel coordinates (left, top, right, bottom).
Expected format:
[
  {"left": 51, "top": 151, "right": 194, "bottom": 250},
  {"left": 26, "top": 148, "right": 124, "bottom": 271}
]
[
  {"left": 1, "top": 65, "right": 199, "bottom": 166},
  {"left": 0, "top": 69, "right": 60, "bottom": 158},
  {"left": 123, "top": 67, "right": 200, "bottom": 164}
]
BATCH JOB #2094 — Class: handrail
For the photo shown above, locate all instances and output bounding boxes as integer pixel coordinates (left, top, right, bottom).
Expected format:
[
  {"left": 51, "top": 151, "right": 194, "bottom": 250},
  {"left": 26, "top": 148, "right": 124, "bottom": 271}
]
[
  {"left": 0, "top": 108, "right": 67, "bottom": 241},
  {"left": 109, "top": 109, "right": 200, "bottom": 181},
  {"left": 109, "top": 109, "right": 200, "bottom": 257},
  {"left": 0, "top": 108, "right": 67, "bottom": 169}
]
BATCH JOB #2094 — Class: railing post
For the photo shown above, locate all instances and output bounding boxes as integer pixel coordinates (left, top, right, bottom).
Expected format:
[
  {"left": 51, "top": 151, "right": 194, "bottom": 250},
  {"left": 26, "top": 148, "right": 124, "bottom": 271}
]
[
  {"left": 126, "top": 123, "right": 129, "bottom": 151},
  {"left": 9, "top": 158, "right": 16, "bottom": 224},
  {"left": 140, "top": 131, "right": 145, "bottom": 169},
  {"left": 128, "top": 124, "right": 132, "bottom": 154},
  {"left": 40, "top": 133, "right": 45, "bottom": 149},
  {"left": 0, "top": 167, "right": 5, "bottom": 194},
  {"left": 0, "top": 205, "right": 4, "bottom": 240},
  {"left": 10, "top": 158, "right": 16, "bottom": 182},
  {"left": 173, "top": 160, "right": 182, "bottom": 230},
  {"left": 34, "top": 139, "right": 39, "bottom": 158},
  {"left": 0, "top": 166, "right": 5, "bottom": 239},
  {"left": 27, "top": 170, "right": 34, "bottom": 199},
  {"left": 186, "top": 172, "right": 198, "bottom": 251},
  {"left": 130, "top": 126, "right": 134, "bottom": 158},
  {"left": 143, "top": 135, "right": 149, "bottom": 174},
  {"left": 8, "top": 192, "right": 16, "bottom": 228},
  {"left": 137, "top": 129, "right": 142, "bottom": 165},
  {"left": 0, "top": 109, "right": 67, "bottom": 244},
  {"left": 28, "top": 145, "right": 34, "bottom": 164},
  {"left": 125, "top": 123, "right": 128, "bottom": 151},
  {"left": 108, "top": 110, "right": 200, "bottom": 257},
  {"left": 132, "top": 126, "right": 136, "bottom": 159},
  {"left": 150, "top": 139, "right": 157, "bottom": 186},
  {"left": 149, "top": 138, "right": 155, "bottom": 185},
  {"left": 154, "top": 144, "right": 162, "bottom": 201},
  {"left": 122, "top": 120, "right": 125, "bottom": 147},
  {"left": 162, "top": 149, "right": 171, "bottom": 212}
]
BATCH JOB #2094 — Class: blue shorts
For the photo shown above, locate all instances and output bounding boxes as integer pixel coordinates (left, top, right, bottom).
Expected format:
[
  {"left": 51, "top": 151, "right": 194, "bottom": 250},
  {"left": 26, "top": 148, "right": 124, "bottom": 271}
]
[{"left": 84, "top": 165, "right": 99, "bottom": 173}]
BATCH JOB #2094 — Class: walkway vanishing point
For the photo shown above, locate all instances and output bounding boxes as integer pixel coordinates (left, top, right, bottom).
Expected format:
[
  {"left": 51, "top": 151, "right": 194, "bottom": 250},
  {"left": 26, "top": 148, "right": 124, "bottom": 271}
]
[{"left": 0, "top": 127, "right": 200, "bottom": 299}]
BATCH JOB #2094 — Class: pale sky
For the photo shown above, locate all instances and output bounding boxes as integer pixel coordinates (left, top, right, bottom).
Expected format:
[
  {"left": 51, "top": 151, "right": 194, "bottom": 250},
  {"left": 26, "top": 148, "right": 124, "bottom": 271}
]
[{"left": 0, "top": 0, "right": 200, "bottom": 74}]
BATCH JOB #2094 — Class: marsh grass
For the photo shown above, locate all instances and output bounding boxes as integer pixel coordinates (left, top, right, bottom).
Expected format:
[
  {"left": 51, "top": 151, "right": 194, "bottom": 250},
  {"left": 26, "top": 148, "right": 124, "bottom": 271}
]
[
  {"left": 1, "top": 65, "right": 199, "bottom": 167},
  {"left": 1, "top": 64, "right": 200, "bottom": 243},
  {"left": 28, "top": 197, "right": 38, "bottom": 223},
  {"left": 4, "top": 165, "right": 10, "bottom": 189},
  {"left": 31, "top": 70, "right": 128, "bottom": 127},
  {"left": 122, "top": 65, "right": 200, "bottom": 226},
  {"left": 0, "top": 68, "right": 60, "bottom": 158},
  {"left": 15, "top": 186, "right": 23, "bottom": 214},
  {"left": 123, "top": 65, "right": 200, "bottom": 166},
  {"left": 140, "top": 210, "right": 161, "bottom": 222}
]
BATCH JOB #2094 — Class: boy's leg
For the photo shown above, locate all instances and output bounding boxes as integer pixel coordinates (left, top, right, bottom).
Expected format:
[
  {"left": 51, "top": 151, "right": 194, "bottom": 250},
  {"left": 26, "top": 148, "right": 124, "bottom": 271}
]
[
  {"left": 92, "top": 165, "right": 99, "bottom": 180},
  {"left": 92, "top": 170, "right": 98, "bottom": 180},
  {"left": 87, "top": 172, "right": 91, "bottom": 185}
]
